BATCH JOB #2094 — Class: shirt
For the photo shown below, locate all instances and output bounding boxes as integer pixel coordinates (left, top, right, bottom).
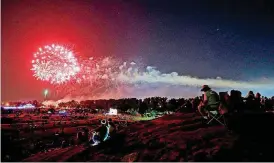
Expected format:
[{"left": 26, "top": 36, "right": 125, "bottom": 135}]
[{"left": 205, "top": 90, "right": 220, "bottom": 107}]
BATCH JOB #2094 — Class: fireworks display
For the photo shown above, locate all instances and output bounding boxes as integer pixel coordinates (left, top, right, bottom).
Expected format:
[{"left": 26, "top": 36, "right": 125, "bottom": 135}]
[
  {"left": 31, "top": 44, "right": 274, "bottom": 100},
  {"left": 31, "top": 44, "right": 80, "bottom": 84},
  {"left": 53, "top": 56, "right": 125, "bottom": 99}
]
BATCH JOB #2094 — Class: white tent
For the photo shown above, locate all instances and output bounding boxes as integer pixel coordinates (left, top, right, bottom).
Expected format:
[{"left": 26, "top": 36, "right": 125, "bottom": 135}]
[{"left": 106, "top": 108, "right": 118, "bottom": 115}]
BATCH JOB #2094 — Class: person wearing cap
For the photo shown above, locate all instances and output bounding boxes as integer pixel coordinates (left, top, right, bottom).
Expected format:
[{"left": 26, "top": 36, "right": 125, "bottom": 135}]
[{"left": 198, "top": 85, "right": 220, "bottom": 119}]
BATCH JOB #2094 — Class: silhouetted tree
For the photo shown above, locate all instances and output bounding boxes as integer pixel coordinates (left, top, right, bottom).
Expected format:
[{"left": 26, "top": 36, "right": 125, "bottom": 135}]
[{"left": 139, "top": 102, "right": 148, "bottom": 114}]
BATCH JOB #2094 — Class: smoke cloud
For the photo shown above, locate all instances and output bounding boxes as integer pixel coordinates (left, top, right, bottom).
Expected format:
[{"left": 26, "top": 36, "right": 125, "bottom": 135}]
[{"left": 42, "top": 58, "right": 274, "bottom": 105}]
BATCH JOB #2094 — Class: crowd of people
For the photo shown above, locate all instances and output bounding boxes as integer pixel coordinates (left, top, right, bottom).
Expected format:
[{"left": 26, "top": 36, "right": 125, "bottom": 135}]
[{"left": 197, "top": 85, "right": 274, "bottom": 120}]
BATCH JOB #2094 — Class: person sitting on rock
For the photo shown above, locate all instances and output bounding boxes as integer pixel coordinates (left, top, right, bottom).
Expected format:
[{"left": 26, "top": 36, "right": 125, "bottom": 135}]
[
  {"left": 90, "top": 119, "right": 110, "bottom": 146},
  {"left": 82, "top": 127, "right": 89, "bottom": 142},
  {"left": 198, "top": 85, "right": 220, "bottom": 119}
]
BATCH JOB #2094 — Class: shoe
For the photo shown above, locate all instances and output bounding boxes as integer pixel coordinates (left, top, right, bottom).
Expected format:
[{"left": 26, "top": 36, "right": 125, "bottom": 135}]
[
  {"left": 91, "top": 142, "right": 99, "bottom": 146},
  {"left": 203, "top": 116, "right": 208, "bottom": 120}
]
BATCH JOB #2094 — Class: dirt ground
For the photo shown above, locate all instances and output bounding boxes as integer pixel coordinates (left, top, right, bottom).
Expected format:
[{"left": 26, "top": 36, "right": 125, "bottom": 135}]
[{"left": 3, "top": 112, "right": 274, "bottom": 162}]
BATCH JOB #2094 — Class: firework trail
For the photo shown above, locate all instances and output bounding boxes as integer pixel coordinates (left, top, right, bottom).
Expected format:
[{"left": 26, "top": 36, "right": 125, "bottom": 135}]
[{"left": 31, "top": 44, "right": 274, "bottom": 100}]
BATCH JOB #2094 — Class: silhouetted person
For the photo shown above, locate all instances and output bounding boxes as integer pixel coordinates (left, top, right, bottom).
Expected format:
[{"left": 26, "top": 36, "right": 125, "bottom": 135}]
[
  {"left": 192, "top": 97, "right": 201, "bottom": 112},
  {"left": 230, "top": 90, "right": 245, "bottom": 113},
  {"left": 246, "top": 91, "right": 255, "bottom": 100},
  {"left": 108, "top": 118, "right": 117, "bottom": 135},
  {"left": 245, "top": 91, "right": 258, "bottom": 112},
  {"left": 82, "top": 127, "right": 89, "bottom": 142},
  {"left": 76, "top": 132, "right": 83, "bottom": 145},
  {"left": 254, "top": 92, "right": 263, "bottom": 112},
  {"left": 219, "top": 92, "right": 230, "bottom": 115}
]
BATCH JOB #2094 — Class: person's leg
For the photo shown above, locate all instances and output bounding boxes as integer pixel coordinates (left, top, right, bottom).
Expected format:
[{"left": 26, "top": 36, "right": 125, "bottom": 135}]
[
  {"left": 90, "top": 133, "right": 100, "bottom": 145},
  {"left": 198, "top": 105, "right": 208, "bottom": 118},
  {"left": 93, "top": 134, "right": 101, "bottom": 145}
]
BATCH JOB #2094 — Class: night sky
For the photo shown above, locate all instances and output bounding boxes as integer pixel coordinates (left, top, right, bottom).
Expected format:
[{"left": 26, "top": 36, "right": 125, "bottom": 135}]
[{"left": 2, "top": 0, "right": 274, "bottom": 101}]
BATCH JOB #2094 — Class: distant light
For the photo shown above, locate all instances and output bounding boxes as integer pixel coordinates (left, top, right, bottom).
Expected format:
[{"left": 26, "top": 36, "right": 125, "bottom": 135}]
[
  {"left": 44, "top": 89, "right": 49, "bottom": 97},
  {"left": 59, "top": 110, "right": 67, "bottom": 114},
  {"left": 106, "top": 108, "right": 118, "bottom": 115},
  {"left": 3, "top": 104, "right": 35, "bottom": 109}
]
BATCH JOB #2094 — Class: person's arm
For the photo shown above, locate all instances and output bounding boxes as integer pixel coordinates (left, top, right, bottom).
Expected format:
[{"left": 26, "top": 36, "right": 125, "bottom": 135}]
[
  {"left": 203, "top": 93, "right": 208, "bottom": 105},
  {"left": 94, "top": 126, "right": 101, "bottom": 132}
]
